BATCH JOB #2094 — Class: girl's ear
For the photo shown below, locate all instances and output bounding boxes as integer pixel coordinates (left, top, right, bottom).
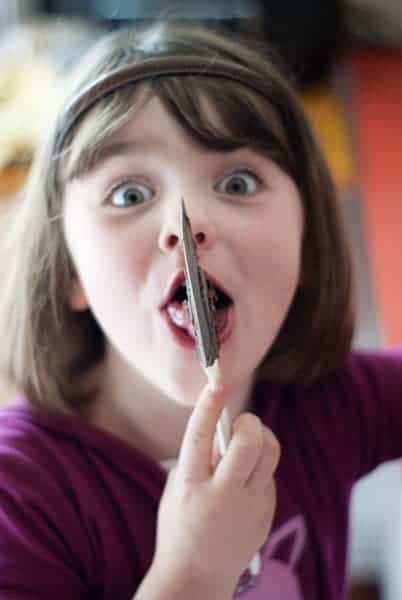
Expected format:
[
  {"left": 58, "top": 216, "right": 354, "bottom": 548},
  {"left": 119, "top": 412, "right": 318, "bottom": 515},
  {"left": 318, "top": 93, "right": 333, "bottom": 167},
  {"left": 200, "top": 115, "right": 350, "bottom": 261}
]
[{"left": 69, "top": 277, "right": 89, "bottom": 311}]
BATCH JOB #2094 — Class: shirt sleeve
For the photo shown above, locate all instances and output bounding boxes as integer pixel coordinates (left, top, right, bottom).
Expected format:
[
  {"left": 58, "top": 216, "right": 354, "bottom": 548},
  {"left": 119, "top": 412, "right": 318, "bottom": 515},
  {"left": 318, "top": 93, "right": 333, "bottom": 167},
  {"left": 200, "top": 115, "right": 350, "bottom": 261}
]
[
  {"left": 337, "top": 349, "right": 402, "bottom": 478},
  {"left": 0, "top": 436, "right": 93, "bottom": 599}
]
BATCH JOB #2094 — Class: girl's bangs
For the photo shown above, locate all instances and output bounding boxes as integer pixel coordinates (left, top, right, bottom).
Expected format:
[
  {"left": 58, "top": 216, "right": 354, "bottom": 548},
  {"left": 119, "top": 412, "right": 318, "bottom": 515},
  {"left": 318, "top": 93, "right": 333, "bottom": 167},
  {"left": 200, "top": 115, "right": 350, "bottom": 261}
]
[
  {"left": 60, "top": 74, "right": 293, "bottom": 187},
  {"left": 60, "top": 82, "right": 153, "bottom": 184},
  {"left": 157, "top": 76, "right": 294, "bottom": 171}
]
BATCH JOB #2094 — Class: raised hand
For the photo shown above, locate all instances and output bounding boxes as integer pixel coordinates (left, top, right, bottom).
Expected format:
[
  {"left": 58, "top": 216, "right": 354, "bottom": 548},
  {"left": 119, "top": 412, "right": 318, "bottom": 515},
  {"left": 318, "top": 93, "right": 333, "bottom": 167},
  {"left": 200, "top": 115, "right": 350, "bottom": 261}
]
[{"left": 150, "top": 383, "right": 280, "bottom": 599}]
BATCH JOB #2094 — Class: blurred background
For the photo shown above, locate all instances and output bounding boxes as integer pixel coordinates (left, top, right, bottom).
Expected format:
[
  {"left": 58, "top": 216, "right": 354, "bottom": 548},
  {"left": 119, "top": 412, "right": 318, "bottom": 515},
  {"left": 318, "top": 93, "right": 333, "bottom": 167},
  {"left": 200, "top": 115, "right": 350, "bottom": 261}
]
[{"left": 0, "top": 1, "right": 402, "bottom": 599}]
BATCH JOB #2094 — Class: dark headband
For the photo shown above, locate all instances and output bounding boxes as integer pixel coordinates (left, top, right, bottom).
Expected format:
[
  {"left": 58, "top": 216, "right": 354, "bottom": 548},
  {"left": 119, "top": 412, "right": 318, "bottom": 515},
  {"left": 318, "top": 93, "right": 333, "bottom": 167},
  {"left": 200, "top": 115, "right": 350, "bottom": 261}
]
[{"left": 53, "top": 55, "right": 271, "bottom": 155}]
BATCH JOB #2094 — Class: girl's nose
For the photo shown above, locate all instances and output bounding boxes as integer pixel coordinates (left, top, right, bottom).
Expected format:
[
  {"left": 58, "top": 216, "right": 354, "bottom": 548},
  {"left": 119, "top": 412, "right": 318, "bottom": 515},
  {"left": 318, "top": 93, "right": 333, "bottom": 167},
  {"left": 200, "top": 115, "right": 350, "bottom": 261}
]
[{"left": 158, "top": 207, "right": 217, "bottom": 255}]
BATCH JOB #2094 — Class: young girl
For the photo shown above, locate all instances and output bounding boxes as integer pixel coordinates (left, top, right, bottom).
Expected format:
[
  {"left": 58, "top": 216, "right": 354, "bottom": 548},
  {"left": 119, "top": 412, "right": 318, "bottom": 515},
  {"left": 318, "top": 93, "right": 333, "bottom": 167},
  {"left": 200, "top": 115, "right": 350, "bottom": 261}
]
[{"left": 0, "top": 21, "right": 401, "bottom": 600}]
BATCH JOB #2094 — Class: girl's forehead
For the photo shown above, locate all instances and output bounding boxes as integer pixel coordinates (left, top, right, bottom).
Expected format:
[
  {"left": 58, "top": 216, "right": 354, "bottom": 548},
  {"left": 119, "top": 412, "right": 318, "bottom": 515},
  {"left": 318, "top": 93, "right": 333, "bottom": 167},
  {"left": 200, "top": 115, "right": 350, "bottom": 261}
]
[
  {"left": 106, "top": 93, "right": 224, "bottom": 141},
  {"left": 63, "top": 88, "right": 245, "bottom": 182},
  {"left": 88, "top": 97, "right": 189, "bottom": 161},
  {"left": 75, "top": 96, "right": 243, "bottom": 181}
]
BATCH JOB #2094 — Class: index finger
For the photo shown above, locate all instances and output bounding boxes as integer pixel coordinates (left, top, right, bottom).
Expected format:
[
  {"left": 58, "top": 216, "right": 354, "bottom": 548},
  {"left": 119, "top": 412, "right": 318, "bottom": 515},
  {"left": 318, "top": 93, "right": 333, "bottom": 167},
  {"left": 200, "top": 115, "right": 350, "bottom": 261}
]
[{"left": 177, "top": 383, "right": 227, "bottom": 482}]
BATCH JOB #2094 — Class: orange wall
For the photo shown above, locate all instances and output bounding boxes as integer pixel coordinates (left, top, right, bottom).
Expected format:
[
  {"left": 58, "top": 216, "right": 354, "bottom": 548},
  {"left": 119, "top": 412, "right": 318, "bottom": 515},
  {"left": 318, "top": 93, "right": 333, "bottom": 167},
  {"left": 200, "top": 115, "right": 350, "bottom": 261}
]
[{"left": 348, "top": 50, "right": 402, "bottom": 346}]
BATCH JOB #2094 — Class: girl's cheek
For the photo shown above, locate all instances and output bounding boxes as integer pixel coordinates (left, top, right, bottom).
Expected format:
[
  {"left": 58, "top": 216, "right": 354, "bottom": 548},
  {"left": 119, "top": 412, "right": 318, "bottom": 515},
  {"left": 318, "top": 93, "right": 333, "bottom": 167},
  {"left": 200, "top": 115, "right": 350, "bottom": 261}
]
[
  {"left": 117, "top": 234, "right": 156, "bottom": 281},
  {"left": 131, "top": 253, "right": 153, "bottom": 282}
]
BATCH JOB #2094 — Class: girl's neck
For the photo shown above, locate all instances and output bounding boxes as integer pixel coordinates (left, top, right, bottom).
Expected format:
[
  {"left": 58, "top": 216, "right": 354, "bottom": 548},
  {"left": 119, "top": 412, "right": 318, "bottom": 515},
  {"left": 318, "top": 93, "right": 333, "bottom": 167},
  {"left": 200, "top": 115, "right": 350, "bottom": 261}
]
[{"left": 81, "top": 347, "right": 255, "bottom": 463}]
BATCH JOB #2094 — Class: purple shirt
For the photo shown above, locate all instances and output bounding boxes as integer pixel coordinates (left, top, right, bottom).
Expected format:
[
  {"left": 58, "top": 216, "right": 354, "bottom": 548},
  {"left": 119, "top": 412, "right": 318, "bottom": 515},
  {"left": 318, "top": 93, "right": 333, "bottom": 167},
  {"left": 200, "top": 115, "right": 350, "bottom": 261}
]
[{"left": 0, "top": 350, "right": 401, "bottom": 599}]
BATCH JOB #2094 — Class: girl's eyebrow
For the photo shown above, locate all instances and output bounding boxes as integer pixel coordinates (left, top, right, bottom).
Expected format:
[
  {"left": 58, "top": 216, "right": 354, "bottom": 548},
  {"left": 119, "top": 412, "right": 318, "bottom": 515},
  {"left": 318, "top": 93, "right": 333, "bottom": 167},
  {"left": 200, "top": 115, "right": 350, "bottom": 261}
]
[
  {"left": 68, "top": 140, "right": 153, "bottom": 180},
  {"left": 91, "top": 141, "right": 148, "bottom": 168},
  {"left": 68, "top": 138, "right": 258, "bottom": 182}
]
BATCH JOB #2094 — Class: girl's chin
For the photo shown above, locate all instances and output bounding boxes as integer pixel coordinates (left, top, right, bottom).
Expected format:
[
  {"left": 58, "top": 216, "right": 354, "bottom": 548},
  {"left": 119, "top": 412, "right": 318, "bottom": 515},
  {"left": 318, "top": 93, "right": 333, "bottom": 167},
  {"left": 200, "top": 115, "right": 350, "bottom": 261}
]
[
  {"left": 162, "top": 365, "right": 255, "bottom": 407},
  {"left": 167, "top": 380, "right": 206, "bottom": 407}
]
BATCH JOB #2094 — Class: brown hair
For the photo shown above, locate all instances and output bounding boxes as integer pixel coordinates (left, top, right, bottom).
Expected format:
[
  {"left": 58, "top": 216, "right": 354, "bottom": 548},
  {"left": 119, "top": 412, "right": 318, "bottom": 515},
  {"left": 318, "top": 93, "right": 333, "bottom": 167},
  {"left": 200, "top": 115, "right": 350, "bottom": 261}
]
[{"left": 0, "top": 22, "right": 353, "bottom": 413}]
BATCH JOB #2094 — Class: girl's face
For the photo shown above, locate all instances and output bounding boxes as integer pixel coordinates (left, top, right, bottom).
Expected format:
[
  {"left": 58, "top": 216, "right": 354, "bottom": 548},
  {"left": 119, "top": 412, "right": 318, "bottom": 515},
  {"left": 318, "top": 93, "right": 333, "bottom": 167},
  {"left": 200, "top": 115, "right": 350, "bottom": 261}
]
[{"left": 63, "top": 96, "right": 303, "bottom": 405}]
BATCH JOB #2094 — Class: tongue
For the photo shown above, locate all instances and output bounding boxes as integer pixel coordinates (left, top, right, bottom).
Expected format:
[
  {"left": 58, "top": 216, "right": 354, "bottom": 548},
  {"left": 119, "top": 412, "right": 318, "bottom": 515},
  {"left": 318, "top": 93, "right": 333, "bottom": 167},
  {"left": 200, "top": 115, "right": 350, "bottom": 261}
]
[
  {"left": 166, "top": 300, "right": 228, "bottom": 339},
  {"left": 167, "top": 301, "right": 195, "bottom": 338}
]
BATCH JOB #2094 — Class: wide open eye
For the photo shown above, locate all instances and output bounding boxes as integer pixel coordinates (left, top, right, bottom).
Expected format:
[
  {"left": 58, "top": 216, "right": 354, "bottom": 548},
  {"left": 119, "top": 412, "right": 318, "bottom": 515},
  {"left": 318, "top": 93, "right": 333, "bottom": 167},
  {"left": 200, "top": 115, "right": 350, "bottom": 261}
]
[
  {"left": 216, "top": 169, "right": 261, "bottom": 196},
  {"left": 108, "top": 181, "right": 153, "bottom": 207}
]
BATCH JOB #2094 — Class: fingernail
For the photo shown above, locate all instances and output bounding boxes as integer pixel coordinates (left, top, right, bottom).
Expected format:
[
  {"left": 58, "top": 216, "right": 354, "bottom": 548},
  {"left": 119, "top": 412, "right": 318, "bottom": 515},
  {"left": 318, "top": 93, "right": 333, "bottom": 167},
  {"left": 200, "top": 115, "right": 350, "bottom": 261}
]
[
  {"left": 209, "top": 382, "right": 226, "bottom": 397},
  {"left": 207, "top": 380, "right": 219, "bottom": 393}
]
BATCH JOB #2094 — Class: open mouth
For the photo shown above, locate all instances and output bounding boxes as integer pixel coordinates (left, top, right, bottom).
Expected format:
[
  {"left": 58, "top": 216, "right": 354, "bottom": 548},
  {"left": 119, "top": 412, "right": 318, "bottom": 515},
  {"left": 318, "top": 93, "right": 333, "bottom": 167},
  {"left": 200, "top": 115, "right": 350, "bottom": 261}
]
[{"left": 162, "top": 274, "right": 233, "bottom": 344}]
